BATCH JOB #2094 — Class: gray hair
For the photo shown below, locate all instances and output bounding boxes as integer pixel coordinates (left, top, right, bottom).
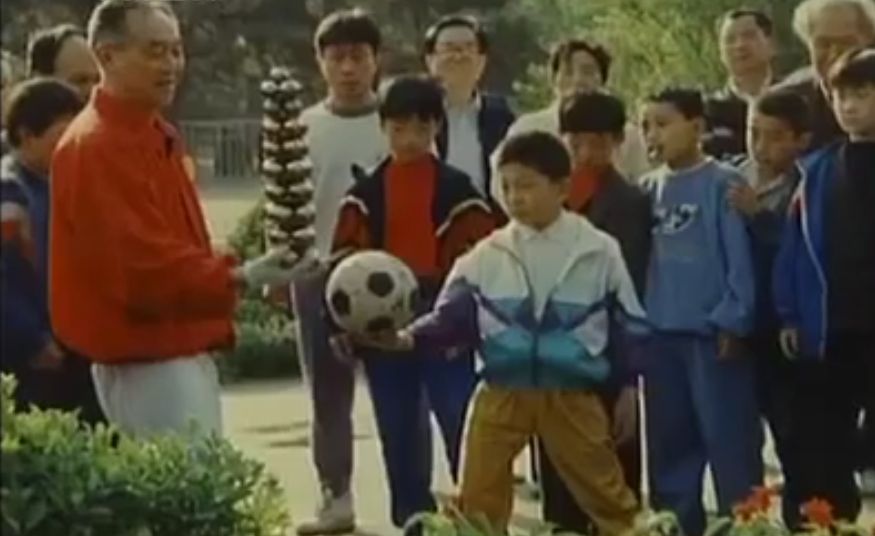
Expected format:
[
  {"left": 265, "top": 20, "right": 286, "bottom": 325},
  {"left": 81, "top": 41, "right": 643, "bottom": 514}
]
[
  {"left": 87, "top": 0, "right": 175, "bottom": 48},
  {"left": 793, "top": 0, "right": 875, "bottom": 44}
]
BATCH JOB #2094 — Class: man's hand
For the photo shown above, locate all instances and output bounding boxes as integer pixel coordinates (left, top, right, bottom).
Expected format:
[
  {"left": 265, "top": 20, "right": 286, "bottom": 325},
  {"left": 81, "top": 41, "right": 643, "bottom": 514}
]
[
  {"left": 728, "top": 183, "right": 759, "bottom": 218},
  {"left": 235, "top": 247, "right": 323, "bottom": 289},
  {"left": 32, "top": 339, "right": 64, "bottom": 371},
  {"left": 717, "top": 332, "right": 743, "bottom": 360},
  {"left": 779, "top": 328, "right": 800, "bottom": 360},
  {"left": 612, "top": 386, "right": 638, "bottom": 445}
]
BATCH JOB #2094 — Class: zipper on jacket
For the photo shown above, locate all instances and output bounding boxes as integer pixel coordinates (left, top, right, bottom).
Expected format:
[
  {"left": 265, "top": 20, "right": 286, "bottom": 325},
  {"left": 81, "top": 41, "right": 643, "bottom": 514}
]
[
  {"left": 798, "top": 169, "right": 829, "bottom": 358},
  {"left": 490, "top": 240, "right": 589, "bottom": 386}
]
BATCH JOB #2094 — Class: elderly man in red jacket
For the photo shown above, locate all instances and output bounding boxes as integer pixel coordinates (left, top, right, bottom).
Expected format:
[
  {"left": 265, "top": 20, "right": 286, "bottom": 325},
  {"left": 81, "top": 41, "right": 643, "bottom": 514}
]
[{"left": 50, "top": 0, "right": 315, "bottom": 438}]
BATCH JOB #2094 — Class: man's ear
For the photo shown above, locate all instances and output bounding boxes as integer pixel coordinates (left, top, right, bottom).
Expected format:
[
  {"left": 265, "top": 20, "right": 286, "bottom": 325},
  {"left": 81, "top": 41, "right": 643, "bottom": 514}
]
[{"left": 92, "top": 43, "right": 114, "bottom": 66}]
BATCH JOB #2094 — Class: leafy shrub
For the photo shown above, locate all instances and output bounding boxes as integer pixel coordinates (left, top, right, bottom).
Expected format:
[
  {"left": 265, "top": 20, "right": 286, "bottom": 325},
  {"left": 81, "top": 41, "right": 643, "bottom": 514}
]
[
  {"left": 220, "top": 202, "right": 301, "bottom": 384},
  {"left": 218, "top": 297, "right": 300, "bottom": 384},
  {"left": 0, "top": 375, "right": 291, "bottom": 536},
  {"left": 227, "top": 200, "right": 266, "bottom": 264}
]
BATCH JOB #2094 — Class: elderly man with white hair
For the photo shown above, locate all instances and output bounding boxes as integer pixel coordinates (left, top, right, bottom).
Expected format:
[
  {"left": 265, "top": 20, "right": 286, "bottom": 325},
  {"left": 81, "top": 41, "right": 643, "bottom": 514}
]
[{"left": 777, "top": 0, "right": 875, "bottom": 150}]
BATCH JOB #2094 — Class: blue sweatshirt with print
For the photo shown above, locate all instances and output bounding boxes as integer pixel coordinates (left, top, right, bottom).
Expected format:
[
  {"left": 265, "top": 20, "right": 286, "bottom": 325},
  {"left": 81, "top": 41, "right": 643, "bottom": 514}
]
[{"left": 642, "top": 159, "right": 755, "bottom": 337}]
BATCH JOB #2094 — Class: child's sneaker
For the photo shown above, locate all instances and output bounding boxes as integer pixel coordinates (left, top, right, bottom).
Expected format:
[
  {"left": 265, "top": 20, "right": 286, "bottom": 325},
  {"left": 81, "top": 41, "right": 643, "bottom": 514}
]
[{"left": 296, "top": 489, "right": 356, "bottom": 536}]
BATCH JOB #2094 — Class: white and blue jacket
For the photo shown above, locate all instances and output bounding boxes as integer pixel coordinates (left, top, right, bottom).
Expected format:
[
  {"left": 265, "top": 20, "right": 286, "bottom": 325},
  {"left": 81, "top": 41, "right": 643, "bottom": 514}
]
[{"left": 409, "top": 212, "right": 649, "bottom": 389}]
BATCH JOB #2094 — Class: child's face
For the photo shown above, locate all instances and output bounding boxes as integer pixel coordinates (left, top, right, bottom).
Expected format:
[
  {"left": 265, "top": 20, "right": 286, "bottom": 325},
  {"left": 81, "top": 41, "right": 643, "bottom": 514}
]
[
  {"left": 18, "top": 115, "right": 75, "bottom": 174},
  {"left": 746, "top": 111, "right": 810, "bottom": 179},
  {"left": 832, "top": 84, "right": 875, "bottom": 140},
  {"left": 641, "top": 102, "right": 703, "bottom": 168},
  {"left": 500, "top": 162, "right": 568, "bottom": 229},
  {"left": 382, "top": 117, "right": 439, "bottom": 162},
  {"left": 564, "top": 132, "right": 621, "bottom": 171}
]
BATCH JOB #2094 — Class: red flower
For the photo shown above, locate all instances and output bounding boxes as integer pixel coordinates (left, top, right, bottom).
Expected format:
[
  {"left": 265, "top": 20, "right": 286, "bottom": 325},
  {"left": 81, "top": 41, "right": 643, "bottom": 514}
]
[
  {"left": 732, "top": 499, "right": 757, "bottom": 522},
  {"left": 749, "top": 485, "right": 776, "bottom": 512},
  {"left": 801, "top": 498, "right": 834, "bottom": 528}
]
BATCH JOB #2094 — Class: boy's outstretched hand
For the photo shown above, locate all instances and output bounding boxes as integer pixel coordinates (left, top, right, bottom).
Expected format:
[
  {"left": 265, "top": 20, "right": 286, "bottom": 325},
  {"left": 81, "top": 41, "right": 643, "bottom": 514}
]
[{"left": 612, "top": 386, "right": 638, "bottom": 445}]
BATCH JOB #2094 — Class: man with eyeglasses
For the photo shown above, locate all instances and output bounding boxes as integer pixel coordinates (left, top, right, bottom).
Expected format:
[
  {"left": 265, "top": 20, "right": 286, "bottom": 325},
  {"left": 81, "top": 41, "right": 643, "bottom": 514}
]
[{"left": 423, "top": 14, "right": 515, "bottom": 212}]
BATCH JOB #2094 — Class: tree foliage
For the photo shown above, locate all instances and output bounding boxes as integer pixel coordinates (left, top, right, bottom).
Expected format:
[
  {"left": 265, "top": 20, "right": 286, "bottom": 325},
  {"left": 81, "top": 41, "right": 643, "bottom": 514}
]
[{"left": 1, "top": 0, "right": 808, "bottom": 118}]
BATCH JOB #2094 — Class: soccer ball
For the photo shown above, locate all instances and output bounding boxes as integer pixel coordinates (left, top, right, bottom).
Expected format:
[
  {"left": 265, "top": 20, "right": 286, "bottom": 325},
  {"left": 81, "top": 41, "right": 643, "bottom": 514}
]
[{"left": 325, "top": 251, "right": 419, "bottom": 337}]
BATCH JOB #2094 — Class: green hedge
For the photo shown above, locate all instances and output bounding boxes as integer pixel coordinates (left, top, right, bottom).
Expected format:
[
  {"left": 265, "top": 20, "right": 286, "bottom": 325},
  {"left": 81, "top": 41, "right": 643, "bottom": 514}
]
[
  {"left": 218, "top": 297, "right": 300, "bottom": 384},
  {"left": 219, "top": 200, "right": 301, "bottom": 384},
  {"left": 0, "top": 375, "right": 291, "bottom": 536}
]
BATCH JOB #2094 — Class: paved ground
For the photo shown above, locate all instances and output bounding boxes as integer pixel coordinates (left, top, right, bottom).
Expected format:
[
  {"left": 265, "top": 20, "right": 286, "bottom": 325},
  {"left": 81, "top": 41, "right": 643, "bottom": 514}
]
[{"left": 221, "top": 379, "right": 875, "bottom": 535}]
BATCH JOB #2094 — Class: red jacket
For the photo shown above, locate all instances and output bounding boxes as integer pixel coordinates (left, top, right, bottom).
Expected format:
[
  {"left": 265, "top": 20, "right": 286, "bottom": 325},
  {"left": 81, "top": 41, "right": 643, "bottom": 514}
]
[{"left": 50, "top": 88, "right": 237, "bottom": 363}]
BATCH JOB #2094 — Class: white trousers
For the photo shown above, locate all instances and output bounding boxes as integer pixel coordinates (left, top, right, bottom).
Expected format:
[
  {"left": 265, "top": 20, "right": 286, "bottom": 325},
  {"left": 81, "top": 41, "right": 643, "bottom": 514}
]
[{"left": 92, "top": 354, "right": 223, "bottom": 439}]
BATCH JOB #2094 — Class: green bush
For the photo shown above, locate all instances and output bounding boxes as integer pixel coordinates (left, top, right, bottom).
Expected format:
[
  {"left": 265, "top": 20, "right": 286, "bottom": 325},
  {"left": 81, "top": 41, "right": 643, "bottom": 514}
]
[
  {"left": 218, "top": 297, "right": 300, "bottom": 384},
  {"left": 220, "top": 201, "right": 301, "bottom": 384},
  {"left": 0, "top": 375, "right": 291, "bottom": 536}
]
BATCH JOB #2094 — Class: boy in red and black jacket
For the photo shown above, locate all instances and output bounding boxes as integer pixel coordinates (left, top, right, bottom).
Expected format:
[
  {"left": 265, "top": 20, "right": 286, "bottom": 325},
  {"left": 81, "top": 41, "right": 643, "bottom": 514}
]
[{"left": 331, "top": 75, "right": 494, "bottom": 529}]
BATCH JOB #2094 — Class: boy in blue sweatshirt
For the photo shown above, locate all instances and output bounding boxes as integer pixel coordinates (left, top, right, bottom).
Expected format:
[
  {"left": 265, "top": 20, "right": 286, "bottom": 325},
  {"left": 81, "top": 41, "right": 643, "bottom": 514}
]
[
  {"left": 348, "top": 131, "right": 645, "bottom": 536},
  {"left": 640, "top": 88, "right": 761, "bottom": 536},
  {"left": 773, "top": 46, "right": 875, "bottom": 528},
  {"left": 0, "top": 78, "right": 102, "bottom": 423},
  {"left": 727, "top": 89, "right": 810, "bottom": 503}
]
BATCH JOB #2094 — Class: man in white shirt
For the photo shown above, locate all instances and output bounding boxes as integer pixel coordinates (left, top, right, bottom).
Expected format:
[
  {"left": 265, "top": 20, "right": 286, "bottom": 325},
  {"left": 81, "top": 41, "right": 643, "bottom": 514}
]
[
  {"left": 424, "top": 15, "right": 515, "bottom": 206},
  {"left": 291, "top": 10, "right": 387, "bottom": 536},
  {"left": 490, "top": 38, "right": 648, "bottom": 210}
]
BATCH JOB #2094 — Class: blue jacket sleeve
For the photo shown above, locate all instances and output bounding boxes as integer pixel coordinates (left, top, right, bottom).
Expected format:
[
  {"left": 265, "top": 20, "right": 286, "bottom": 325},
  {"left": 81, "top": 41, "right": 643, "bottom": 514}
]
[
  {"left": 772, "top": 196, "right": 802, "bottom": 328},
  {"left": 708, "top": 181, "right": 756, "bottom": 335},
  {"left": 409, "top": 253, "right": 479, "bottom": 350}
]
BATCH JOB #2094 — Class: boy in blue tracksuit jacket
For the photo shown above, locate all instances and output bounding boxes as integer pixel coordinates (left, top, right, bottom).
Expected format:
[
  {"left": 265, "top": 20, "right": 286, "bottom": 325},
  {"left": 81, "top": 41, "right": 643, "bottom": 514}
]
[
  {"left": 347, "top": 132, "right": 645, "bottom": 536},
  {"left": 0, "top": 78, "right": 102, "bottom": 423},
  {"left": 640, "top": 88, "right": 761, "bottom": 536},
  {"left": 772, "top": 47, "right": 875, "bottom": 528}
]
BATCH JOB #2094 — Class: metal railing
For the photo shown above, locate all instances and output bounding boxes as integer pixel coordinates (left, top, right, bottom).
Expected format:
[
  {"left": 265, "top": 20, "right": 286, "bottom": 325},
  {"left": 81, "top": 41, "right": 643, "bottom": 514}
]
[{"left": 179, "top": 119, "right": 261, "bottom": 183}]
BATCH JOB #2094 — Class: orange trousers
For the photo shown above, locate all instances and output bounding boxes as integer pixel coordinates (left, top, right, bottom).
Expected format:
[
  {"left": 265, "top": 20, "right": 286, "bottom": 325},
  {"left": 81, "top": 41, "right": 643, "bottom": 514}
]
[{"left": 458, "top": 384, "right": 638, "bottom": 536}]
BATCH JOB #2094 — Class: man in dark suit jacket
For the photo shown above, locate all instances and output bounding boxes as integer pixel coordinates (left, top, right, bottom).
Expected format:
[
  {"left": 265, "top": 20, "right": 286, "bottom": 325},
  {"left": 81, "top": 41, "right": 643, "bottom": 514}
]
[
  {"left": 704, "top": 9, "right": 776, "bottom": 160},
  {"left": 424, "top": 14, "right": 515, "bottom": 212}
]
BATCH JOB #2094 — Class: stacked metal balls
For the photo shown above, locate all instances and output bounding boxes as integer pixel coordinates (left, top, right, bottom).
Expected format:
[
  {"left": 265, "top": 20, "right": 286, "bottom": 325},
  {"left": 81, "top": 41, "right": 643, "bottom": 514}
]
[{"left": 260, "top": 67, "right": 315, "bottom": 260}]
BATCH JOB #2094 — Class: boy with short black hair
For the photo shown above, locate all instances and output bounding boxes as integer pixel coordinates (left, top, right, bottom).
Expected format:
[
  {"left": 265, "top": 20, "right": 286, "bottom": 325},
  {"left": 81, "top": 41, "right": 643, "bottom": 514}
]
[
  {"left": 536, "top": 90, "right": 652, "bottom": 535},
  {"left": 727, "top": 89, "right": 810, "bottom": 508},
  {"left": 331, "top": 74, "right": 493, "bottom": 529},
  {"left": 640, "top": 87, "right": 761, "bottom": 536},
  {"left": 355, "top": 130, "right": 644, "bottom": 536},
  {"left": 1, "top": 77, "right": 103, "bottom": 423},
  {"left": 773, "top": 46, "right": 875, "bottom": 527}
]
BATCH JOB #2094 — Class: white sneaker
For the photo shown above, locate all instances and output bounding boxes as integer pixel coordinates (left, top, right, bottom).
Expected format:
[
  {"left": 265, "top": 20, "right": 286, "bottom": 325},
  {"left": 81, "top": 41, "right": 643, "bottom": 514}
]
[
  {"left": 296, "top": 489, "right": 356, "bottom": 536},
  {"left": 859, "top": 469, "right": 875, "bottom": 497}
]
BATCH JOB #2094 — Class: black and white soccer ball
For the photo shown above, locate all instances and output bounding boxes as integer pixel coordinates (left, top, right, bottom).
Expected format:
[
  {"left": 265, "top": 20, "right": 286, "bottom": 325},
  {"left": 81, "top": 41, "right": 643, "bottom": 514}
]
[{"left": 325, "top": 251, "right": 419, "bottom": 337}]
